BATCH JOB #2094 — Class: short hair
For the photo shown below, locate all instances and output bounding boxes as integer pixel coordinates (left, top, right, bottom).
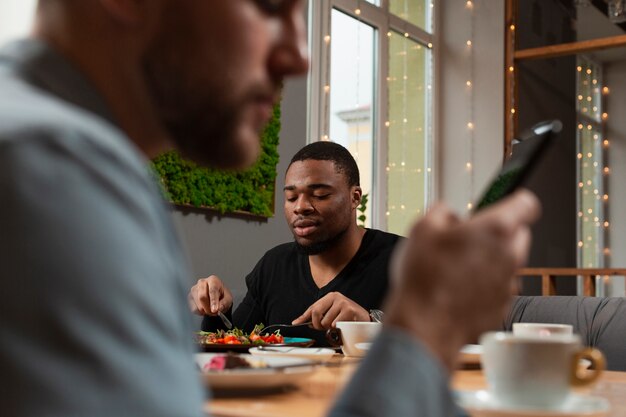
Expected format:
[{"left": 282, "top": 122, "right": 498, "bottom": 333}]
[{"left": 288, "top": 141, "right": 360, "bottom": 187}]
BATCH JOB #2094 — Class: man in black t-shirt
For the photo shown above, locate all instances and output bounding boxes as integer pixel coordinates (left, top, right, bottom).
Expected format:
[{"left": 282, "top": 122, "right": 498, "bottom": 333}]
[{"left": 188, "top": 142, "right": 401, "bottom": 345}]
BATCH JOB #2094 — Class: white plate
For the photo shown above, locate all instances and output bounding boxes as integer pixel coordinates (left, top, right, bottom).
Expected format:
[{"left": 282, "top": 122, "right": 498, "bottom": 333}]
[
  {"left": 249, "top": 346, "right": 336, "bottom": 362},
  {"left": 195, "top": 353, "right": 316, "bottom": 390},
  {"left": 456, "top": 390, "right": 610, "bottom": 417}
]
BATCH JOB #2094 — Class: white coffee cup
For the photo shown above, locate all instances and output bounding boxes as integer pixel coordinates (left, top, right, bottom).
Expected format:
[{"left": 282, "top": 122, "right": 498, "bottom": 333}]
[
  {"left": 326, "top": 321, "right": 381, "bottom": 357},
  {"left": 512, "top": 322, "right": 574, "bottom": 337},
  {"left": 480, "top": 331, "right": 605, "bottom": 410}
]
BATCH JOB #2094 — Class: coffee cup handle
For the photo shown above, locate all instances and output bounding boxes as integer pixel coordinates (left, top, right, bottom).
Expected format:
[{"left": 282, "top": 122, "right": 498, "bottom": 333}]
[
  {"left": 571, "top": 347, "right": 605, "bottom": 387},
  {"left": 326, "top": 328, "right": 343, "bottom": 347}
]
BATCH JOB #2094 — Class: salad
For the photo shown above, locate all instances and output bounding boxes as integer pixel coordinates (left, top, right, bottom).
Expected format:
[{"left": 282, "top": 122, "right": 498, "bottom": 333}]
[{"left": 196, "top": 324, "right": 284, "bottom": 345}]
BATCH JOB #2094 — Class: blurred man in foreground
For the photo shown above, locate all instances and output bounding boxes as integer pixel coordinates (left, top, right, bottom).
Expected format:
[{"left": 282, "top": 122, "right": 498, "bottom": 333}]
[{"left": 0, "top": 1, "right": 540, "bottom": 416}]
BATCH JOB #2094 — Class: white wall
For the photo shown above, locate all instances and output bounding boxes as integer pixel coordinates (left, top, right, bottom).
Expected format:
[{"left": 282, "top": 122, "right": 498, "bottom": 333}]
[
  {"left": 438, "top": 0, "right": 505, "bottom": 213},
  {"left": 0, "top": 0, "right": 37, "bottom": 46}
]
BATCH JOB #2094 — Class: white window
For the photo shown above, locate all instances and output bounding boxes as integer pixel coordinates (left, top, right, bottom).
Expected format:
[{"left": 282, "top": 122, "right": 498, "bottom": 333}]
[
  {"left": 0, "top": 0, "right": 37, "bottom": 46},
  {"left": 309, "top": 0, "right": 435, "bottom": 235}
]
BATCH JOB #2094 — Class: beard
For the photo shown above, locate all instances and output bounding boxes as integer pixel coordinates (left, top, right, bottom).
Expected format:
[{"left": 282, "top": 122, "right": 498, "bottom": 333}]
[
  {"left": 294, "top": 226, "right": 349, "bottom": 255},
  {"left": 161, "top": 96, "right": 258, "bottom": 170},
  {"left": 142, "top": 30, "right": 270, "bottom": 170}
]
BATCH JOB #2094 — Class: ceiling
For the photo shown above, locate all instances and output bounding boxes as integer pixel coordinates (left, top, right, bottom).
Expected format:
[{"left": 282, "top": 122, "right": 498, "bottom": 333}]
[{"left": 577, "top": 0, "right": 626, "bottom": 63}]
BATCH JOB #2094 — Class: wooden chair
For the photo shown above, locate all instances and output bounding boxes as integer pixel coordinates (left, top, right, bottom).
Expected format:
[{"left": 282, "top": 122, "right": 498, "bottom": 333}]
[{"left": 515, "top": 268, "right": 626, "bottom": 296}]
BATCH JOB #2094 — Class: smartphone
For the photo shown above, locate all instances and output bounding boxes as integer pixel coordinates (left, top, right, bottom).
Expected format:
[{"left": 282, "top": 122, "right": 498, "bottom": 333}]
[{"left": 474, "top": 119, "right": 562, "bottom": 212}]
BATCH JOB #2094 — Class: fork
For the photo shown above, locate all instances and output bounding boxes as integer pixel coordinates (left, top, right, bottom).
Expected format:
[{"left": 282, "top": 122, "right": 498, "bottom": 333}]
[
  {"left": 217, "top": 311, "right": 233, "bottom": 330},
  {"left": 258, "top": 321, "right": 313, "bottom": 334}
]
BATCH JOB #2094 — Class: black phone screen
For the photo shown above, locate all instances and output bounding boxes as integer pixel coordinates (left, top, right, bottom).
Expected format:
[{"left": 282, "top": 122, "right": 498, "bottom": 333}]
[{"left": 474, "top": 120, "right": 562, "bottom": 212}]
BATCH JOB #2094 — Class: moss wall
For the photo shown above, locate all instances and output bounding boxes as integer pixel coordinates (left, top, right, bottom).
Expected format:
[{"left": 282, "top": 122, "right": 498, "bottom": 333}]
[{"left": 152, "top": 104, "right": 281, "bottom": 217}]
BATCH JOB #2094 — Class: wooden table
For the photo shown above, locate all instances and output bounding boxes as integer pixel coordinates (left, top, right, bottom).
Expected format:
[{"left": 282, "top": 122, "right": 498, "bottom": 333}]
[
  {"left": 206, "top": 357, "right": 626, "bottom": 417},
  {"left": 452, "top": 370, "right": 626, "bottom": 416},
  {"left": 206, "top": 355, "right": 357, "bottom": 417}
]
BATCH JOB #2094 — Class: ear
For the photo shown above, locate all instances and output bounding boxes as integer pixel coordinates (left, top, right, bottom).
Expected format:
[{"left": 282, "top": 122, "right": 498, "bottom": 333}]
[
  {"left": 98, "top": 0, "right": 144, "bottom": 25},
  {"left": 351, "top": 186, "right": 363, "bottom": 210}
]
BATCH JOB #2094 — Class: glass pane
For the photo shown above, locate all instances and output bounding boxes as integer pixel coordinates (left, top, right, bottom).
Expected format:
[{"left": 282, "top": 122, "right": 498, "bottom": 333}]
[
  {"left": 577, "top": 56, "right": 605, "bottom": 268},
  {"left": 329, "top": 9, "right": 376, "bottom": 228},
  {"left": 386, "top": 31, "right": 432, "bottom": 235},
  {"left": 578, "top": 125, "right": 604, "bottom": 268},
  {"left": 364, "top": 0, "right": 380, "bottom": 5},
  {"left": 576, "top": 59, "right": 603, "bottom": 123},
  {"left": 389, "top": 0, "right": 433, "bottom": 32}
]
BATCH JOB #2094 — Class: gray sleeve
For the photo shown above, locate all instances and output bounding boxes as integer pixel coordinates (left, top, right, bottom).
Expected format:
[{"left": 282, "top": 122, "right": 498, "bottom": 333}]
[
  {"left": 328, "top": 328, "right": 467, "bottom": 417},
  {"left": 0, "top": 131, "right": 205, "bottom": 417}
]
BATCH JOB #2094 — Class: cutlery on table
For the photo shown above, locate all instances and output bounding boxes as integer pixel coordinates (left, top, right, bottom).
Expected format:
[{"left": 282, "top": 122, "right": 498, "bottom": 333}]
[
  {"left": 258, "top": 321, "right": 313, "bottom": 334},
  {"left": 217, "top": 311, "right": 233, "bottom": 330}
]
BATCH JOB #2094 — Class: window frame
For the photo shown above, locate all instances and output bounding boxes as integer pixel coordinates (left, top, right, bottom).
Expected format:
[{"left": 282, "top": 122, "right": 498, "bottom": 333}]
[{"left": 308, "top": 0, "right": 438, "bottom": 230}]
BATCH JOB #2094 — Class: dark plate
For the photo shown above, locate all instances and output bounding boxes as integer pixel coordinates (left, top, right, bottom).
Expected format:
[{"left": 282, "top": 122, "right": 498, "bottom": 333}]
[{"left": 197, "top": 337, "right": 315, "bottom": 352}]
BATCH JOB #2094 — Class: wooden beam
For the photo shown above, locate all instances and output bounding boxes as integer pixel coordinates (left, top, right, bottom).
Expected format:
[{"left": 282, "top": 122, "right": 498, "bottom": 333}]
[
  {"left": 516, "top": 268, "right": 626, "bottom": 296},
  {"left": 583, "top": 275, "right": 596, "bottom": 297},
  {"left": 541, "top": 274, "right": 557, "bottom": 296},
  {"left": 517, "top": 268, "right": 626, "bottom": 276},
  {"left": 514, "top": 34, "right": 626, "bottom": 61},
  {"left": 504, "top": 0, "right": 517, "bottom": 159}
]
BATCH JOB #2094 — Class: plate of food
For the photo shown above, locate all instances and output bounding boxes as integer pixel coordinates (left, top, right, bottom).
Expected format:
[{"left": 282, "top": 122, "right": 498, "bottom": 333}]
[
  {"left": 196, "top": 352, "right": 317, "bottom": 390},
  {"left": 195, "top": 325, "right": 315, "bottom": 352}
]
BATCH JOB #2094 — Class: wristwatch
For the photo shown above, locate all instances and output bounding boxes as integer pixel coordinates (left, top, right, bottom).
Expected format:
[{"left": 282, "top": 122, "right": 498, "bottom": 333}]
[{"left": 369, "top": 309, "right": 384, "bottom": 323}]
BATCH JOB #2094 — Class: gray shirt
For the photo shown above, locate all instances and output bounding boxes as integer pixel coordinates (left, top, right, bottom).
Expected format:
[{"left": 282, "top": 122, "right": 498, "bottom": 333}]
[
  {"left": 0, "top": 39, "right": 205, "bottom": 417},
  {"left": 329, "top": 328, "right": 467, "bottom": 417}
]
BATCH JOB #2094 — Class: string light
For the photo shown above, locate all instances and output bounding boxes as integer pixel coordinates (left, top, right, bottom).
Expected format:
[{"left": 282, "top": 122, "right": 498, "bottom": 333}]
[{"left": 464, "top": 1, "right": 476, "bottom": 212}]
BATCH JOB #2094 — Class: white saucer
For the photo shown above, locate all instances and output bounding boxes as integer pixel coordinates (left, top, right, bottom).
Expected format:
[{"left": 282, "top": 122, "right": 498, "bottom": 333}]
[
  {"left": 456, "top": 390, "right": 610, "bottom": 417},
  {"left": 249, "top": 346, "right": 336, "bottom": 362}
]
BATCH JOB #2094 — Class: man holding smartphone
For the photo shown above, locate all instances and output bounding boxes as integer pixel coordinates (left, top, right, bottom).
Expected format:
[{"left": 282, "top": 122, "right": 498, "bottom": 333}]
[{"left": 0, "top": 1, "right": 540, "bottom": 416}]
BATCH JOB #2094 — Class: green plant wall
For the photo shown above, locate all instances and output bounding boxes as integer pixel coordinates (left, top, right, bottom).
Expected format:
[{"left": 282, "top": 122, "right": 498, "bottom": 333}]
[{"left": 152, "top": 104, "right": 281, "bottom": 217}]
